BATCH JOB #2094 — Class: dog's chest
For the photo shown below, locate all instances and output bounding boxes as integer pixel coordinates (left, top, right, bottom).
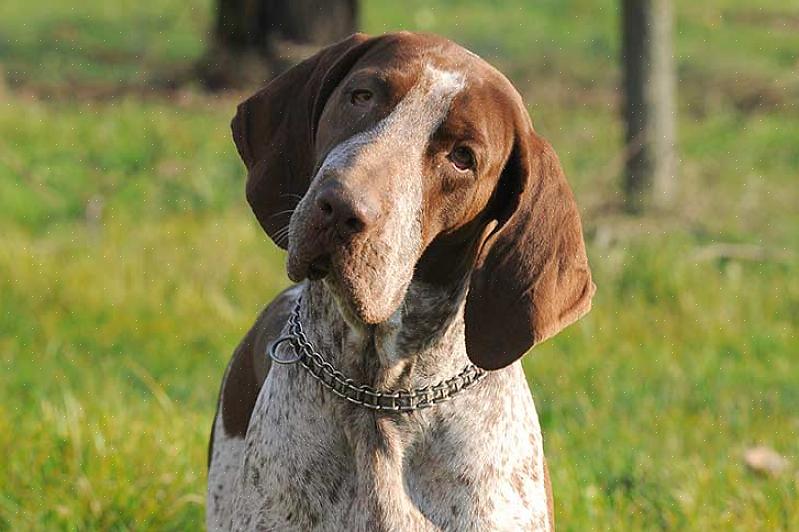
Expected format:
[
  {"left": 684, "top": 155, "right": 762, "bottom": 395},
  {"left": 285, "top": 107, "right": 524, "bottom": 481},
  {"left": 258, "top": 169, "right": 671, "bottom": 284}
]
[{"left": 228, "top": 365, "right": 550, "bottom": 531}]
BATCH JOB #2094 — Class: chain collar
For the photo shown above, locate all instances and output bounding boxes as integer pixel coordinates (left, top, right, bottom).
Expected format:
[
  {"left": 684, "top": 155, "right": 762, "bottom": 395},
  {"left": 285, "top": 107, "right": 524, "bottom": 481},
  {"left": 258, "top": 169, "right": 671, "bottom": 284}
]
[{"left": 268, "top": 298, "right": 486, "bottom": 413}]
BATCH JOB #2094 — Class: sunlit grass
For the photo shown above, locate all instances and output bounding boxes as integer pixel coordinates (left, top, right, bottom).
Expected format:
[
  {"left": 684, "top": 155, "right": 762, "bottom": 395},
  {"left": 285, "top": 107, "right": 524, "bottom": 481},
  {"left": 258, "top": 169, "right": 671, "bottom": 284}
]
[
  {"left": 1, "top": 0, "right": 797, "bottom": 529},
  {"left": 0, "top": 213, "right": 287, "bottom": 529}
]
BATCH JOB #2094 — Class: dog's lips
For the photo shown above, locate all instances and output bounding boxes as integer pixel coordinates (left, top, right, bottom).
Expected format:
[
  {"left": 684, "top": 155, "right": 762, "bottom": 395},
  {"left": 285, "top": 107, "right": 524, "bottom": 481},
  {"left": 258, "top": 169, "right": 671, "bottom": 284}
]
[
  {"left": 325, "top": 252, "right": 413, "bottom": 325},
  {"left": 286, "top": 225, "right": 332, "bottom": 282},
  {"left": 307, "top": 255, "right": 331, "bottom": 280},
  {"left": 288, "top": 232, "right": 411, "bottom": 324},
  {"left": 287, "top": 248, "right": 329, "bottom": 282},
  {"left": 286, "top": 230, "right": 346, "bottom": 282}
]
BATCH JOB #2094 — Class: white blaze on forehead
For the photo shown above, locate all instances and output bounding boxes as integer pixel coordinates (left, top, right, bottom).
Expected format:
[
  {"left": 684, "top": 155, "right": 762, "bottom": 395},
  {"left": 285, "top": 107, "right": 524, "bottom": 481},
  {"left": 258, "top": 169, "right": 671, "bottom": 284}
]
[
  {"left": 417, "top": 64, "right": 467, "bottom": 118},
  {"left": 318, "top": 63, "right": 466, "bottom": 172},
  {"left": 293, "top": 63, "right": 467, "bottom": 326}
]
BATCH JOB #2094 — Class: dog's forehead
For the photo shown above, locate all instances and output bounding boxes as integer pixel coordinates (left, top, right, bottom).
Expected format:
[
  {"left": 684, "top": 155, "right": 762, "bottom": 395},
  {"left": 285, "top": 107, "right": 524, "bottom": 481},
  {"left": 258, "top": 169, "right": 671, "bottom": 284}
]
[
  {"left": 354, "top": 32, "right": 516, "bottom": 104},
  {"left": 315, "top": 32, "right": 524, "bottom": 182}
]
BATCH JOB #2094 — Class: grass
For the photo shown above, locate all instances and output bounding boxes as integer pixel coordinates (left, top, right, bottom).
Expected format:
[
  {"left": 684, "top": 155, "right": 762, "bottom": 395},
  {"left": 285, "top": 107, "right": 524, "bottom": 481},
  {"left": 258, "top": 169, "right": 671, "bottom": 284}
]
[{"left": 1, "top": 0, "right": 797, "bottom": 529}]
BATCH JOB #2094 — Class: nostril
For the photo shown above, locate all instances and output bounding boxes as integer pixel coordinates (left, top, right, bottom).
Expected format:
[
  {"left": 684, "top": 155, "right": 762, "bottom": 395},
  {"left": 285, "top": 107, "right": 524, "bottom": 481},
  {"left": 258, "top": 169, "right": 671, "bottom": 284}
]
[
  {"left": 344, "top": 216, "right": 364, "bottom": 233},
  {"left": 318, "top": 199, "right": 333, "bottom": 216},
  {"left": 315, "top": 183, "right": 375, "bottom": 237}
]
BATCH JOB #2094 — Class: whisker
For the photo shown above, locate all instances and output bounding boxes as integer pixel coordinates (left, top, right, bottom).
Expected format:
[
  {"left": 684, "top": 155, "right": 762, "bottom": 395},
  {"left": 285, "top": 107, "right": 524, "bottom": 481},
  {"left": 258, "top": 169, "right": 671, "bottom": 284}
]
[
  {"left": 269, "top": 208, "right": 296, "bottom": 219},
  {"left": 272, "top": 225, "right": 291, "bottom": 245},
  {"left": 274, "top": 229, "right": 290, "bottom": 246}
]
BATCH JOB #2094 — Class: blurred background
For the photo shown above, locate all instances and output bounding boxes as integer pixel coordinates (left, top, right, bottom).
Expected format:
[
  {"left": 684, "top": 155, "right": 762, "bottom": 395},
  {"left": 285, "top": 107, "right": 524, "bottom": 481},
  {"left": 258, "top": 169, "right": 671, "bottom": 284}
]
[{"left": 1, "top": 0, "right": 797, "bottom": 529}]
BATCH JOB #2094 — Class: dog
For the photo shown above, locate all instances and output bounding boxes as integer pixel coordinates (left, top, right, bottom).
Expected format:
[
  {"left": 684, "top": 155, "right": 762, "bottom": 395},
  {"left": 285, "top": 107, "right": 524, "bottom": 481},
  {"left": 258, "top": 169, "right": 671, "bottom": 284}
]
[{"left": 207, "top": 31, "right": 595, "bottom": 531}]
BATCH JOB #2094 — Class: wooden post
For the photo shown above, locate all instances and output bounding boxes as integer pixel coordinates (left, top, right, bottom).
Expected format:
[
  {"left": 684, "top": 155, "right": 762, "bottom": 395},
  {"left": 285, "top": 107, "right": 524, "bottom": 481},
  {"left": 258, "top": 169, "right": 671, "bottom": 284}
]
[
  {"left": 200, "top": 0, "right": 358, "bottom": 88},
  {"left": 621, "top": 0, "right": 677, "bottom": 212}
]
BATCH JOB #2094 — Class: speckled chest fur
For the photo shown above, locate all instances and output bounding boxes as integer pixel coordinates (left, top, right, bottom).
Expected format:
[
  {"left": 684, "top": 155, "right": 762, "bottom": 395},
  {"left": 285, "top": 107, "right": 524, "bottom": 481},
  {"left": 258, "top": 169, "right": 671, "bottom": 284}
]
[{"left": 225, "top": 282, "right": 549, "bottom": 531}]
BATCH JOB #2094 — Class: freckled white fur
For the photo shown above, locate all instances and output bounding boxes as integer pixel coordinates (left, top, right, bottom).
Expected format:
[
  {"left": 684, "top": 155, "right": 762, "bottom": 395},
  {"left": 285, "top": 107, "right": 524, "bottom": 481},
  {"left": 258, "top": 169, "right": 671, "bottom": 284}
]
[
  {"left": 207, "top": 377, "right": 245, "bottom": 531},
  {"left": 218, "top": 280, "right": 551, "bottom": 531}
]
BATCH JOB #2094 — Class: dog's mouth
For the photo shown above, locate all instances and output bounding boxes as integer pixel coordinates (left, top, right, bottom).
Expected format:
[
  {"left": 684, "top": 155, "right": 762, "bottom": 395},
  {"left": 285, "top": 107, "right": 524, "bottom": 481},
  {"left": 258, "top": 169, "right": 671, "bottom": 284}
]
[
  {"left": 287, "top": 215, "right": 419, "bottom": 326},
  {"left": 290, "top": 246, "right": 410, "bottom": 325},
  {"left": 307, "top": 255, "right": 331, "bottom": 281}
]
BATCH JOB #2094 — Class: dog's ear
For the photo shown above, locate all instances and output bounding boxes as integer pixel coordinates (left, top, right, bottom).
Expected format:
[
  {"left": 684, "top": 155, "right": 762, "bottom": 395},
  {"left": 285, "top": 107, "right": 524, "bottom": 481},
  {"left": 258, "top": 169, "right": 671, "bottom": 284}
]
[
  {"left": 231, "top": 33, "right": 373, "bottom": 248},
  {"left": 465, "top": 121, "right": 595, "bottom": 370}
]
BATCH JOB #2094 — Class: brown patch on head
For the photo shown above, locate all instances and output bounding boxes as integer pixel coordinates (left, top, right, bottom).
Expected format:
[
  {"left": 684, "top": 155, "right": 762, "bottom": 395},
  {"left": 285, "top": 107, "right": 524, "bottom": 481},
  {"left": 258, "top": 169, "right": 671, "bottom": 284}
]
[
  {"left": 232, "top": 31, "right": 593, "bottom": 363},
  {"left": 231, "top": 33, "right": 376, "bottom": 246},
  {"left": 284, "top": 33, "right": 510, "bottom": 324},
  {"left": 464, "top": 116, "right": 596, "bottom": 369}
]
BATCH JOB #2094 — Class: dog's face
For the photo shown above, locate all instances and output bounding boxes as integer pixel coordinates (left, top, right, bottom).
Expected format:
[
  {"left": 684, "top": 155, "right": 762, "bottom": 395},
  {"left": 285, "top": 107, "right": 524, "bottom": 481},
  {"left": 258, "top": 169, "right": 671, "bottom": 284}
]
[
  {"left": 233, "top": 32, "right": 595, "bottom": 369},
  {"left": 288, "top": 41, "right": 519, "bottom": 326}
]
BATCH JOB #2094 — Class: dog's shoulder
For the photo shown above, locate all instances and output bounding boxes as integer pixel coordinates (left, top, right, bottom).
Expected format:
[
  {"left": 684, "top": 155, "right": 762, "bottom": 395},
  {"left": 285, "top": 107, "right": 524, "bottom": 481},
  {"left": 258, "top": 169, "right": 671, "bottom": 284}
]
[{"left": 208, "top": 284, "right": 301, "bottom": 462}]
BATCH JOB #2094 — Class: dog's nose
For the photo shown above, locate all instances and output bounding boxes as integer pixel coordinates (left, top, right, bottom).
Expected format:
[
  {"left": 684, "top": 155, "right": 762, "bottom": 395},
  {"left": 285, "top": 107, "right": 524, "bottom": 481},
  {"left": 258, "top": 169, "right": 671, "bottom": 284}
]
[{"left": 315, "top": 182, "right": 378, "bottom": 239}]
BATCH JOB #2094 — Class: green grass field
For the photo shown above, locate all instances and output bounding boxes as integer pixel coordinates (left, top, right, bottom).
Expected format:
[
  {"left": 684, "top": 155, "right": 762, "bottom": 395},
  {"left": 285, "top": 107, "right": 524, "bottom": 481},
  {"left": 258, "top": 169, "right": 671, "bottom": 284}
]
[{"left": 1, "top": 0, "right": 797, "bottom": 529}]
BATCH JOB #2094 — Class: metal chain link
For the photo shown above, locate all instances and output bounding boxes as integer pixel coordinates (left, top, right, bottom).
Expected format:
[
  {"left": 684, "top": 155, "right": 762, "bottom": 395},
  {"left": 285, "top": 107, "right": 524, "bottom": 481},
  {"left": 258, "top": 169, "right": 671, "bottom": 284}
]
[{"left": 268, "top": 298, "right": 486, "bottom": 413}]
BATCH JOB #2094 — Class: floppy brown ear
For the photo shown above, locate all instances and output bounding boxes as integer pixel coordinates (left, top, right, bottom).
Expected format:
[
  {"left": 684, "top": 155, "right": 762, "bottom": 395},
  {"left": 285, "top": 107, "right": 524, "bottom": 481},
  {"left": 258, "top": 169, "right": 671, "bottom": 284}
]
[
  {"left": 465, "top": 128, "right": 596, "bottom": 370},
  {"left": 231, "top": 33, "right": 373, "bottom": 248}
]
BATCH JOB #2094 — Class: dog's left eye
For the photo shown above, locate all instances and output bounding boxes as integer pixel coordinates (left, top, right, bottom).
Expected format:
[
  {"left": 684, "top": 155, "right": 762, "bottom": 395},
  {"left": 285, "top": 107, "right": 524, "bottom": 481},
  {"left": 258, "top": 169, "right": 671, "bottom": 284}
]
[
  {"left": 449, "top": 146, "right": 475, "bottom": 171},
  {"left": 350, "top": 89, "right": 373, "bottom": 106}
]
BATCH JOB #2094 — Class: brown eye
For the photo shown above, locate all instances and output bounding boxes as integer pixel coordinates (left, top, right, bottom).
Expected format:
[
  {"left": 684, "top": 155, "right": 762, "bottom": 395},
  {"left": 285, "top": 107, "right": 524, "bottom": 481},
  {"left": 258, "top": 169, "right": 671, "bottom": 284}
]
[
  {"left": 449, "top": 146, "right": 475, "bottom": 171},
  {"left": 350, "top": 89, "right": 373, "bottom": 106}
]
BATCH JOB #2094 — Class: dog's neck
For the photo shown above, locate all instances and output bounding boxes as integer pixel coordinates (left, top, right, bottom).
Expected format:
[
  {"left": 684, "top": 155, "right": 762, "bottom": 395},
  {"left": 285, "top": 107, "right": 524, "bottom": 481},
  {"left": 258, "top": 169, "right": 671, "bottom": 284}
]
[
  {"left": 300, "top": 274, "right": 473, "bottom": 392},
  {"left": 241, "top": 276, "right": 546, "bottom": 531}
]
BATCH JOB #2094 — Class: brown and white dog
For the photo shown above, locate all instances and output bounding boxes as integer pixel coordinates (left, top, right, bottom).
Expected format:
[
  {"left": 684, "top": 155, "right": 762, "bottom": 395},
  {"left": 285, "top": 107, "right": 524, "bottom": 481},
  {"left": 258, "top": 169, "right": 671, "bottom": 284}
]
[{"left": 208, "top": 32, "right": 595, "bottom": 531}]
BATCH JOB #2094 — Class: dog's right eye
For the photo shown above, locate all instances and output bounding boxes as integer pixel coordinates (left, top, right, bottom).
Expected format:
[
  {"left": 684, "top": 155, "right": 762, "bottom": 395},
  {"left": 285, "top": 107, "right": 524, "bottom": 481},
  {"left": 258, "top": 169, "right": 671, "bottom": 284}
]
[
  {"left": 350, "top": 89, "right": 373, "bottom": 106},
  {"left": 449, "top": 146, "right": 476, "bottom": 171}
]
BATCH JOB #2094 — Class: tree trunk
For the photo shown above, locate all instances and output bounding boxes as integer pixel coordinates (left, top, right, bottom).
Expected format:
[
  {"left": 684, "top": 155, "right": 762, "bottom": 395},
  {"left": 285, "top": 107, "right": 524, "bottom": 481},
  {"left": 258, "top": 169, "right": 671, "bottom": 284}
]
[
  {"left": 201, "top": 0, "right": 358, "bottom": 89},
  {"left": 621, "top": 0, "right": 677, "bottom": 213}
]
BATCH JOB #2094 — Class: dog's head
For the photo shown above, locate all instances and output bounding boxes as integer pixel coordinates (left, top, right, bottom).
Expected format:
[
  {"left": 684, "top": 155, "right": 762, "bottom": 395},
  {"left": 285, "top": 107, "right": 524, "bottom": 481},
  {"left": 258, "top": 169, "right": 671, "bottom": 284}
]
[{"left": 232, "top": 32, "right": 595, "bottom": 370}]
